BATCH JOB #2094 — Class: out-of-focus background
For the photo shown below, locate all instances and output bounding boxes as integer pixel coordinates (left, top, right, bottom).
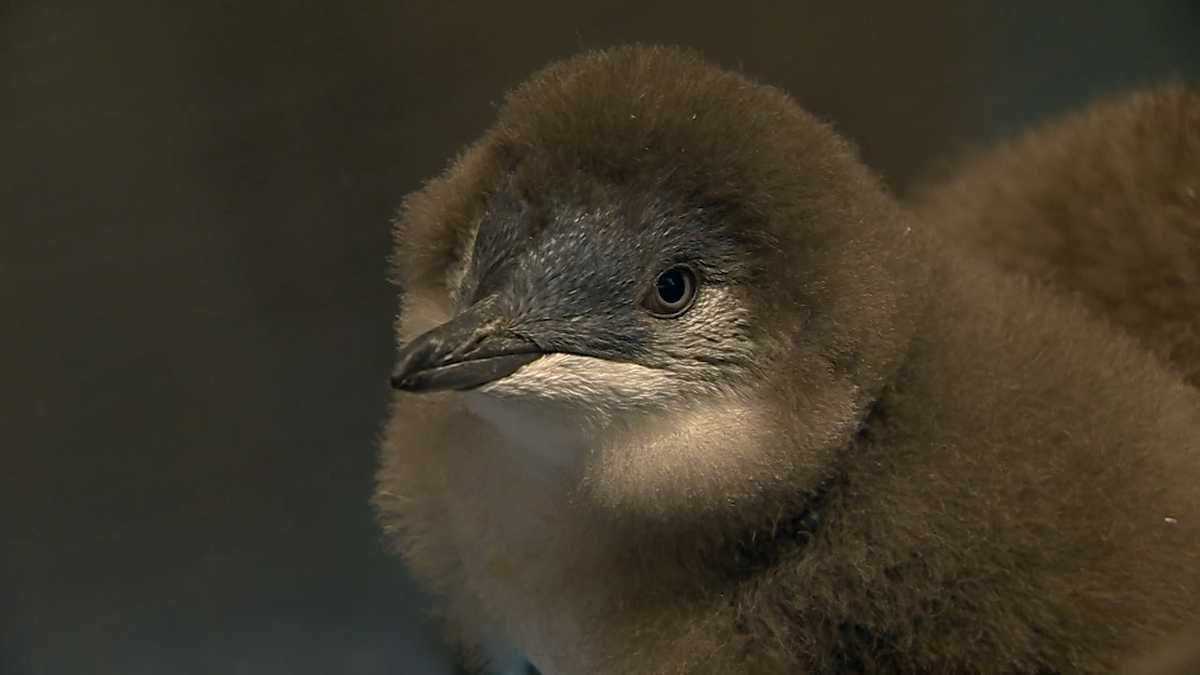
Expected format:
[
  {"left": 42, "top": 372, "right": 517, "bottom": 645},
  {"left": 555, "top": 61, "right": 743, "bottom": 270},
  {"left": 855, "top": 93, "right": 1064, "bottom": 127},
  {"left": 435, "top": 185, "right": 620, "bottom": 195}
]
[{"left": 3, "top": 2, "right": 1198, "bottom": 673}]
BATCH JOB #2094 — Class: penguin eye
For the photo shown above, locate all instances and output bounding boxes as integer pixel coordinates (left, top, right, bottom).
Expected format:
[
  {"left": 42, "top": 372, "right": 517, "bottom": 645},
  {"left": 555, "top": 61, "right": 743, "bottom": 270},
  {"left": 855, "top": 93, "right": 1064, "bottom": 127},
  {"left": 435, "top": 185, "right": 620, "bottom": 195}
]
[{"left": 643, "top": 265, "right": 698, "bottom": 318}]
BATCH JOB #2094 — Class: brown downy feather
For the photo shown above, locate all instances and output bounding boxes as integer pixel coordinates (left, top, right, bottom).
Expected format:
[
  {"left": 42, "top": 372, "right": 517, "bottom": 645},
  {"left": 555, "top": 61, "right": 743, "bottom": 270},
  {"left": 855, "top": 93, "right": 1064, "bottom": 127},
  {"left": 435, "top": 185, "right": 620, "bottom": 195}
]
[
  {"left": 911, "top": 84, "right": 1200, "bottom": 386},
  {"left": 1122, "top": 632, "right": 1200, "bottom": 675}
]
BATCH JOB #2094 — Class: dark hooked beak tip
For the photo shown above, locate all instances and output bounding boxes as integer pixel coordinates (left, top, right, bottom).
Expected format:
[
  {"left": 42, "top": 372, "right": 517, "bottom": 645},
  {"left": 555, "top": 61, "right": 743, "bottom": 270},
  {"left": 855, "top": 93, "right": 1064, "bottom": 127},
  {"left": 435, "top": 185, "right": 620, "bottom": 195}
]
[
  {"left": 390, "top": 351, "right": 541, "bottom": 392},
  {"left": 389, "top": 302, "right": 543, "bottom": 393}
]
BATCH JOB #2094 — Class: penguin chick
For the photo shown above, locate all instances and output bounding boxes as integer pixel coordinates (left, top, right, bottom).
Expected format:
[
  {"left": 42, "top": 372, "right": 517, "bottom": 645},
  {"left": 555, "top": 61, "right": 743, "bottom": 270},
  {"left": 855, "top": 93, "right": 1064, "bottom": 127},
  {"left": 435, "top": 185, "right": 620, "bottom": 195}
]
[
  {"left": 376, "top": 46, "right": 1200, "bottom": 675},
  {"left": 911, "top": 84, "right": 1200, "bottom": 387}
]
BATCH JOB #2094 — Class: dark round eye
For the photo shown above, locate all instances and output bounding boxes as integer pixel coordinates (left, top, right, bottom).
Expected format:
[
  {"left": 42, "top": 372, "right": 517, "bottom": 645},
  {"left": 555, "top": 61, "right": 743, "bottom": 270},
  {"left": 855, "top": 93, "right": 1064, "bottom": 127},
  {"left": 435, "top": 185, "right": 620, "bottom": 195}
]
[{"left": 643, "top": 265, "right": 698, "bottom": 318}]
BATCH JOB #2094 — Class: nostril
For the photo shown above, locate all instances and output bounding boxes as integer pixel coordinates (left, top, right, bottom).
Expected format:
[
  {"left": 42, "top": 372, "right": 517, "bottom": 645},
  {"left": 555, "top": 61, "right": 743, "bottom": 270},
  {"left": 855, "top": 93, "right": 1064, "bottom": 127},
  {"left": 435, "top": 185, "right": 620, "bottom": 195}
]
[{"left": 449, "top": 328, "right": 493, "bottom": 361}]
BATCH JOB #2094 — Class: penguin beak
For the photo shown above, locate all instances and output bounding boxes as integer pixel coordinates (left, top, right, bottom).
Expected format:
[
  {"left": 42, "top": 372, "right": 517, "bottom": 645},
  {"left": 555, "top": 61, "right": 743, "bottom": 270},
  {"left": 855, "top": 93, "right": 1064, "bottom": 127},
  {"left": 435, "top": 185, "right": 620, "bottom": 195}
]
[{"left": 390, "top": 299, "right": 542, "bottom": 393}]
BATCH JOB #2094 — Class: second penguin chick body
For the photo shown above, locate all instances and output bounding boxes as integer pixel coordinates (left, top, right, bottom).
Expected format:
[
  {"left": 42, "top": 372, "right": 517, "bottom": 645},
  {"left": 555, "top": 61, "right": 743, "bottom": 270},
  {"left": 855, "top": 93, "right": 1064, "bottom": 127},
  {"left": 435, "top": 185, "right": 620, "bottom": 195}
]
[
  {"left": 377, "top": 47, "right": 1200, "bottom": 674},
  {"left": 912, "top": 84, "right": 1200, "bottom": 386}
]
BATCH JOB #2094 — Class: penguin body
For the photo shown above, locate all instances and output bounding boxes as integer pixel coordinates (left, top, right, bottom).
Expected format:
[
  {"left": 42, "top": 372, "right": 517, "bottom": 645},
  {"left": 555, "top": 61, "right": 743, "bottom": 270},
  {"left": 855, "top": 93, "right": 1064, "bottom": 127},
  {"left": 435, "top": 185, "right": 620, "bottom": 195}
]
[
  {"left": 376, "top": 47, "right": 1200, "bottom": 674},
  {"left": 912, "top": 84, "right": 1200, "bottom": 386}
]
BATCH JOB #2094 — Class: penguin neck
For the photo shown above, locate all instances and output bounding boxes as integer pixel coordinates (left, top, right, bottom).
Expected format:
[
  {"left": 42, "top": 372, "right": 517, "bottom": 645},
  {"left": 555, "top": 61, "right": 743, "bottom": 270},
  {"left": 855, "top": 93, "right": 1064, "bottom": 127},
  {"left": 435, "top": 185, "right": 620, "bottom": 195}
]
[
  {"left": 456, "top": 363, "right": 902, "bottom": 585},
  {"left": 711, "top": 394, "right": 886, "bottom": 580}
]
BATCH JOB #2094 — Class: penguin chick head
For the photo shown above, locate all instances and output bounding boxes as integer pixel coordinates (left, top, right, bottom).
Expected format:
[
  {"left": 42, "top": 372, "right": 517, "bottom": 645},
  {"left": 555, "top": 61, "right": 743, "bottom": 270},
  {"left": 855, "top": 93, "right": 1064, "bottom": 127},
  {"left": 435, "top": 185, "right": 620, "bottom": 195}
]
[
  {"left": 390, "top": 186, "right": 756, "bottom": 412},
  {"left": 389, "top": 46, "right": 926, "bottom": 521}
]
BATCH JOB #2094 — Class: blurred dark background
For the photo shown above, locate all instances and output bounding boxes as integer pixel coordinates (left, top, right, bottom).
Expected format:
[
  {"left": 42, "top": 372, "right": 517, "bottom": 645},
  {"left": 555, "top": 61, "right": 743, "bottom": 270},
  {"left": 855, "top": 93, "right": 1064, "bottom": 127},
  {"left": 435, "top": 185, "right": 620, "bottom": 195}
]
[{"left": 2, "top": 2, "right": 1198, "bottom": 673}]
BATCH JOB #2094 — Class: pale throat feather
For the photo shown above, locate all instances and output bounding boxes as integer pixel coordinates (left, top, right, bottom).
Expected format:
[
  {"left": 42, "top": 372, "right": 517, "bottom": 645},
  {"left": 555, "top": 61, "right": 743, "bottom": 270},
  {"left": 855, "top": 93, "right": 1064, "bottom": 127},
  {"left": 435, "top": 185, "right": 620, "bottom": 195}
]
[{"left": 466, "top": 355, "right": 786, "bottom": 523}]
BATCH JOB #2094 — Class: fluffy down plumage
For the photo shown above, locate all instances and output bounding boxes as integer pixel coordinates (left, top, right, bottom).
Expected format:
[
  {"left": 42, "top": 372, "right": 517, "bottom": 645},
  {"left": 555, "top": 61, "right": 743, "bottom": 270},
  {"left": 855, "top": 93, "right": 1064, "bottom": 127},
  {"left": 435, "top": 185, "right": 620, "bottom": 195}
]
[
  {"left": 912, "top": 84, "right": 1200, "bottom": 386},
  {"left": 376, "top": 47, "right": 1200, "bottom": 674}
]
